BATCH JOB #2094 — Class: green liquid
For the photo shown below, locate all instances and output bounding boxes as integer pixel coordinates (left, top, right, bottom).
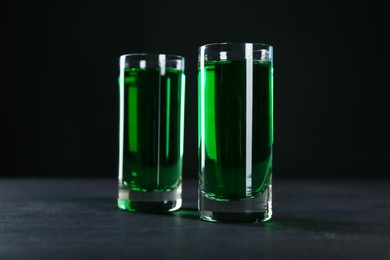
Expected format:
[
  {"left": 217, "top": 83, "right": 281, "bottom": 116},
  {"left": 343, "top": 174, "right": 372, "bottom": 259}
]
[
  {"left": 199, "top": 60, "right": 273, "bottom": 200},
  {"left": 120, "top": 67, "right": 185, "bottom": 191}
]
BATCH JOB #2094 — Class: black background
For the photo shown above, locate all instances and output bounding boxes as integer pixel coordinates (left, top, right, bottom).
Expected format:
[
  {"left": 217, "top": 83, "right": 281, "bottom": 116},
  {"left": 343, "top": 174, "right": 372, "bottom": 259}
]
[{"left": 2, "top": 0, "right": 389, "bottom": 179}]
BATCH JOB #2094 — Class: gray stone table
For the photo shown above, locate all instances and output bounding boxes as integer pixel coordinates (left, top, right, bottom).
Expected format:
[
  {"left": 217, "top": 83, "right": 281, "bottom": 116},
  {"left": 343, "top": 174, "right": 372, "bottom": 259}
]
[{"left": 1, "top": 178, "right": 389, "bottom": 259}]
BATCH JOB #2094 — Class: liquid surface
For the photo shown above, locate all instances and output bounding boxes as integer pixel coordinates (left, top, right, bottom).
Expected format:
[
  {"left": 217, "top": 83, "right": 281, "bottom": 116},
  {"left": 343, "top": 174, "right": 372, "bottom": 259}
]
[
  {"left": 120, "top": 68, "right": 185, "bottom": 191},
  {"left": 199, "top": 60, "right": 273, "bottom": 200}
]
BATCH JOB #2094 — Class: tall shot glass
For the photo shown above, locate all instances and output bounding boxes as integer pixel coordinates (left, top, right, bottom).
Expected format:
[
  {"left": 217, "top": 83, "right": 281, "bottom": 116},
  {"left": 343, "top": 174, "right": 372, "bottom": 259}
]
[
  {"left": 118, "top": 54, "right": 185, "bottom": 212},
  {"left": 198, "top": 43, "right": 273, "bottom": 222}
]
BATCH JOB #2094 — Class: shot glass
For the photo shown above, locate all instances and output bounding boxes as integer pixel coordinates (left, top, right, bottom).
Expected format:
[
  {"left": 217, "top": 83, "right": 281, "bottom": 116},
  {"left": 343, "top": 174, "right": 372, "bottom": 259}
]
[
  {"left": 198, "top": 43, "right": 273, "bottom": 222},
  {"left": 118, "top": 53, "right": 185, "bottom": 212}
]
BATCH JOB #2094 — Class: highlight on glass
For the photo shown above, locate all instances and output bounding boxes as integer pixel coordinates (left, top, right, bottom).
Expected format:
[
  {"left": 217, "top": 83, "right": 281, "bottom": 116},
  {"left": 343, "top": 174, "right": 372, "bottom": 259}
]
[
  {"left": 118, "top": 53, "right": 185, "bottom": 212},
  {"left": 198, "top": 42, "right": 273, "bottom": 222}
]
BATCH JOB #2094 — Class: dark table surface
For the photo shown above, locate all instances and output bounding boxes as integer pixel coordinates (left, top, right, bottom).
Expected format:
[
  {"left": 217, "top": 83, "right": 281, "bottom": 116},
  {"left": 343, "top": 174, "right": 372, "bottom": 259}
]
[{"left": 1, "top": 178, "right": 390, "bottom": 259}]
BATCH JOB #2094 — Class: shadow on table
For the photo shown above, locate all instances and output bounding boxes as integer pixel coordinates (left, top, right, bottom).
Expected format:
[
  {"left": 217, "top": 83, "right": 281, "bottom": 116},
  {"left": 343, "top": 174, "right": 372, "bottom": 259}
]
[
  {"left": 172, "top": 207, "right": 388, "bottom": 238},
  {"left": 72, "top": 195, "right": 389, "bottom": 237},
  {"left": 172, "top": 207, "right": 200, "bottom": 220}
]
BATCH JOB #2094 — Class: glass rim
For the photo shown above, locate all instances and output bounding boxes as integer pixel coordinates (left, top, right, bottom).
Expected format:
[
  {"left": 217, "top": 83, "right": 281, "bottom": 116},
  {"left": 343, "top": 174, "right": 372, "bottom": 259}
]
[
  {"left": 199, "top": 42, "right": 273, "bottom": 49},
  {"left": 120, "top": 53, "right": 185, "bottom": 71},
  {"left": 120, "top": 53, "right": 185, "bottom": 61}
]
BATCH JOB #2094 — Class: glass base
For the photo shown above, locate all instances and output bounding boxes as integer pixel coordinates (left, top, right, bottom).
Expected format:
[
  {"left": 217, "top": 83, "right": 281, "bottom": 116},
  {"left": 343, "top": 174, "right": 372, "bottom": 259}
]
[
  {"left": 199, "top": 184, "right": 272, "bottom": 223},
  {"left": 117, "top": 183, "right": 182, "bottom": 212}
]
